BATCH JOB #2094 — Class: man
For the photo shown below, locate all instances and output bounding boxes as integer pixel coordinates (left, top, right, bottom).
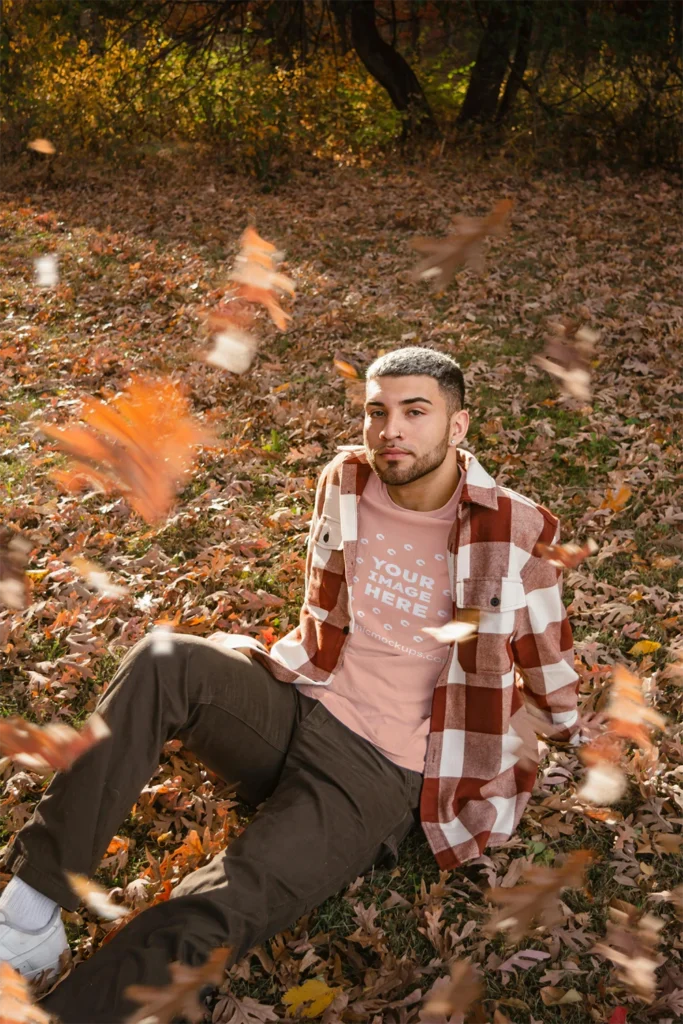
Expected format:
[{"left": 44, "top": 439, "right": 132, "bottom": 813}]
[{"left": 0, "top": 347, "right": 579, "bottom": 1022}]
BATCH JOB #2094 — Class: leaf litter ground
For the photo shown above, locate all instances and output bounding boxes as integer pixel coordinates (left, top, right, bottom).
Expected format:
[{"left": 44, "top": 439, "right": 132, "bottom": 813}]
[{"left": 0, "top": 159, "right": 682, "bottom": 1023}]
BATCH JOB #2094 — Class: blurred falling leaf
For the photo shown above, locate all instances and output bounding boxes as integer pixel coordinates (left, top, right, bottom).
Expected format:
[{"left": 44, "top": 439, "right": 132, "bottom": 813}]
[
  {"left": 70, "top": 556, "right": 129, "bottom": 599},
  {"left": 124, "top": 947, "right": 230, "bottom": 1024},
  {"left": 205, "top": 328, "right": 257, "bottom": 374},
  {"left": 421, "top": 620, "right": 478, "bottom": 645},
  {"left": 333, "top": 357, "right": 365, "bottom": 408},
  {"left": 533, "top": 319, "right": 598, "bottom": 402},
  {"left": 34, "top": 254, "right": 58, "bottom": 288},
  {"left": 39, "top": 376, "right": 212, "bottom": 523},
  {"left": 534, "top": 537, "right": 598, "bottom": 569},
  {"left": 228, "top": 226, "right": 294, "bottom": 330},
  {"left": 0, "top": 962, "right": 52, "bottom": 1024},
  {"left": 577, "top": 762, "right": 628, "bottom": 805},
  {"left": 578, "top": 665, "right": 666, "bottom": 806},
  {"left": 420, "top": 960, "right": 482, "bottom": 1021},
  {"left": 65, "top": 873, "right": 128, "bottom": 921},
  {"left": 484, "top": 850, "right": 594, "bottom": 941},
  {"left": 410, "top": 198, "right": 513, "bottom": 288},
  {"left": 27, "top": 138, "right": 55, "bottom": 154},
  {"left": 0, "top": 530, "right": 32, "bottom": 610},
  {"left": 0, "top": 713, "right": 110, "bottom": 773},
  {"left": 593, "top": 902, "right": 664, "bottom": 1002},
  {"left": 150, "top": 623, "right": 175, "bottom": 656}
]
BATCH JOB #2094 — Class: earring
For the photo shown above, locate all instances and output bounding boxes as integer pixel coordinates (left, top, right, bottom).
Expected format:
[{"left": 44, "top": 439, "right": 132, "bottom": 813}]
[{"left": 450, "top": 438, "right": 457, "bottom": 446}]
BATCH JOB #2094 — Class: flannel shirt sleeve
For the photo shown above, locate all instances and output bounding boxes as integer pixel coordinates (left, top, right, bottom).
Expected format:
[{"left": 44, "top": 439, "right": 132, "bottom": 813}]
[{"left": 511, "top": 518, "right": 580, "bottom": 742}]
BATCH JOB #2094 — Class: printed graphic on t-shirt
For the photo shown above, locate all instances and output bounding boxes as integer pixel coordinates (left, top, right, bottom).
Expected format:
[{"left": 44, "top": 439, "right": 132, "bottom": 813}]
[{"left": 350, "top": 532, "right": 453, "bottom": 665}]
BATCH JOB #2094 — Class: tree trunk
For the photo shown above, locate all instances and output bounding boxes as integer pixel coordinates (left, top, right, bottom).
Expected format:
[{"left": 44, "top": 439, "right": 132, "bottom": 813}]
[
  {"left": 336, "top": 0, "right": 438, "bottom": 137},
  {"left": 331, "top": 0, "right": 351, "bottom": 54},
  {"left": 265, "top": 0, "right": 308, "bottom": 67},
  {"left": 458, "top": 2, "right": 516, "bottom": 124},
  {"left": 495, "top": 3, "right": 533, "bottom": 124}
]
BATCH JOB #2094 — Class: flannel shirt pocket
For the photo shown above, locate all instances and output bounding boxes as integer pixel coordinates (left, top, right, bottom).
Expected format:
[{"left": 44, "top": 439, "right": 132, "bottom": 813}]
[
  {"left": 455, "top": 576, "right": 526, "bottom": 675},
  {"left": 313, "top": 514, "right": 343, "bottom": 551}
]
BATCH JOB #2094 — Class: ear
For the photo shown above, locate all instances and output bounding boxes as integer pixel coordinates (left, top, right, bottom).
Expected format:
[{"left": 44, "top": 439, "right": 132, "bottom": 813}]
[{"left": 449, "top": 408, "right": 469, "bottom": 445}]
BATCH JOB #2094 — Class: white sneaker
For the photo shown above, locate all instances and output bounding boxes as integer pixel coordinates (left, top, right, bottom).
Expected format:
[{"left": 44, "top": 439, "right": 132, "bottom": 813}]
[{"left": 0, "top": 905, "right": 69, "bottom": 980}]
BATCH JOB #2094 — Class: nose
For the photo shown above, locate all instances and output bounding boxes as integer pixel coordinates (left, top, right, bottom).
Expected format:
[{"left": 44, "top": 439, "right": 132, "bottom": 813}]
[{"left": 379, "top": 418, "right": 402, "bottom": 441}]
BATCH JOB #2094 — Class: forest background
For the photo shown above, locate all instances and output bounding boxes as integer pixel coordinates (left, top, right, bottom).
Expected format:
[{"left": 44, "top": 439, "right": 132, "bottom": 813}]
[{"left": 0, "top": 2, "right": 682, "bottom": 1023}]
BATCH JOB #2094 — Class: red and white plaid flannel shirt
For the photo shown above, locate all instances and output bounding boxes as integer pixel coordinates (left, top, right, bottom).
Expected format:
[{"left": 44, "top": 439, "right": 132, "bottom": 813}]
[{"left": 227, "top": 445, "right": 580, "bottom": 869}]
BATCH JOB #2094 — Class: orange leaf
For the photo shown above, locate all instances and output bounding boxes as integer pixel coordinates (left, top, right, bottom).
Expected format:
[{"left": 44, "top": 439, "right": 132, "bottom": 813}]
[
  {"left": 0, "top": 962, "right": 52, "bottom": 1023},
  {"left": 600, "top": 485, "right": 632, "bottom": 512},
  {"left": 0, "top": 713, "right": 110, "bottom": 773},
  {"left": 39, "top": 377, "right": 212, "bottom": 523}
]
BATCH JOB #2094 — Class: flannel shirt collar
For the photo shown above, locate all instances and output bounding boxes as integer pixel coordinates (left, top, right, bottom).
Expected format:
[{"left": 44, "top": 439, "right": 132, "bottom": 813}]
[{"left": 335, "top": 445, "right": 499, "bottom": 511}]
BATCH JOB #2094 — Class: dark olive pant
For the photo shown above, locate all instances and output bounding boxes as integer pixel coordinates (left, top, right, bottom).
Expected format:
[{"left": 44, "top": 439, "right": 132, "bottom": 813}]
[{"left": 4, "top": 635, "right": 422, "bottom": 1023}]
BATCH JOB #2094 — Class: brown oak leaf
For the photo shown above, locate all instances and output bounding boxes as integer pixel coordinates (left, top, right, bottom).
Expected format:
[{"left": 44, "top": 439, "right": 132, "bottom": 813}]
[{"left": 410, "top": 198, "right": 513, "bottom": 288}]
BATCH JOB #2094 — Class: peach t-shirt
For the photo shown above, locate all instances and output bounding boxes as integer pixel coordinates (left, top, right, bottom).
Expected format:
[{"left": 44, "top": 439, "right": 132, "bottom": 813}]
[{"left": 297, "top": 469, "right": 465, "bottom": 772}]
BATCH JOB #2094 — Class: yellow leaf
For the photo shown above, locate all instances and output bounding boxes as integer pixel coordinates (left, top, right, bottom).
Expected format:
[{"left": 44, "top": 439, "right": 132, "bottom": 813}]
[
  {"left": 25, "top": 569, "right": 49, "bottom": 581},
  {"left": 282, "top": 978, "right": 341, "bottom": 1019},
  {"left": 628, "top": 640, "right": 661, "bottom": 656}
]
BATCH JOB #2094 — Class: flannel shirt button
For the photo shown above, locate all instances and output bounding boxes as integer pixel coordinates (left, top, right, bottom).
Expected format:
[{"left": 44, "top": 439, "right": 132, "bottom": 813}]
[
  {"left": 323, "top": 531, "right": 329, "bottom": 542},
  {"left": 490, "top": 596, "right": 500, "bottom": 607},
  {"left": 343, "top": 625, "right": 350, "bottom": 634}
]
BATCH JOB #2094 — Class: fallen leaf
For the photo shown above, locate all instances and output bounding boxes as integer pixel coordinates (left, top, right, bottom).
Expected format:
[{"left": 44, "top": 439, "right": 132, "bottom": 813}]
[
  {"left": 495, "top": 949, "right": 551, "bottom": 975},
  {"left": 282, "top": 978, "right": 341, "bottom": 1019},
  {"left": 600, "top": 484, "right": 632, "bottom": 513},
  {"left": 540, "top": 986, "right": 584, "bottom": 1006},
  {"left": 628, "top": 640, "right": 661, "bottom": 656}
]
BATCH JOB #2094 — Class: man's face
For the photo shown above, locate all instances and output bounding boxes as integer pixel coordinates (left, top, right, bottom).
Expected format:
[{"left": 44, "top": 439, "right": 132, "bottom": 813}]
[{"left": 363, "top": 375, "right": 458, "bottom": 486}]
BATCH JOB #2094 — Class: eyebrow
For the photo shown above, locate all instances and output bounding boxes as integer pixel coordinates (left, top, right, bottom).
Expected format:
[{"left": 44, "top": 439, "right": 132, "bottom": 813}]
[{"left": 365, "top": 397, "right": 433, "bottom": 408}]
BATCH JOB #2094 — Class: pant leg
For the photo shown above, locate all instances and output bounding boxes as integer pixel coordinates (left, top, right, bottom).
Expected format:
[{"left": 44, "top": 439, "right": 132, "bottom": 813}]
[
  {"left": 4, "top": 634, "right": 309, "bottom": 910},
  {"left": 41, "top": 700, "right": 423, "bottom": 1024}
]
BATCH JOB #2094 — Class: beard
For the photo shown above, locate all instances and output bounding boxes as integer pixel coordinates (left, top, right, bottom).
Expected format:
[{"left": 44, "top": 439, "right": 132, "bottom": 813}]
[{"left": 366, "top": 430, "right": 450, "bottom": 486}]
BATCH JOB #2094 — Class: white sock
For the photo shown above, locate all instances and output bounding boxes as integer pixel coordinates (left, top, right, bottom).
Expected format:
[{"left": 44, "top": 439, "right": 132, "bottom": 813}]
[{"left": 0, "top": 876, "right": 58, "bottom": 931}]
